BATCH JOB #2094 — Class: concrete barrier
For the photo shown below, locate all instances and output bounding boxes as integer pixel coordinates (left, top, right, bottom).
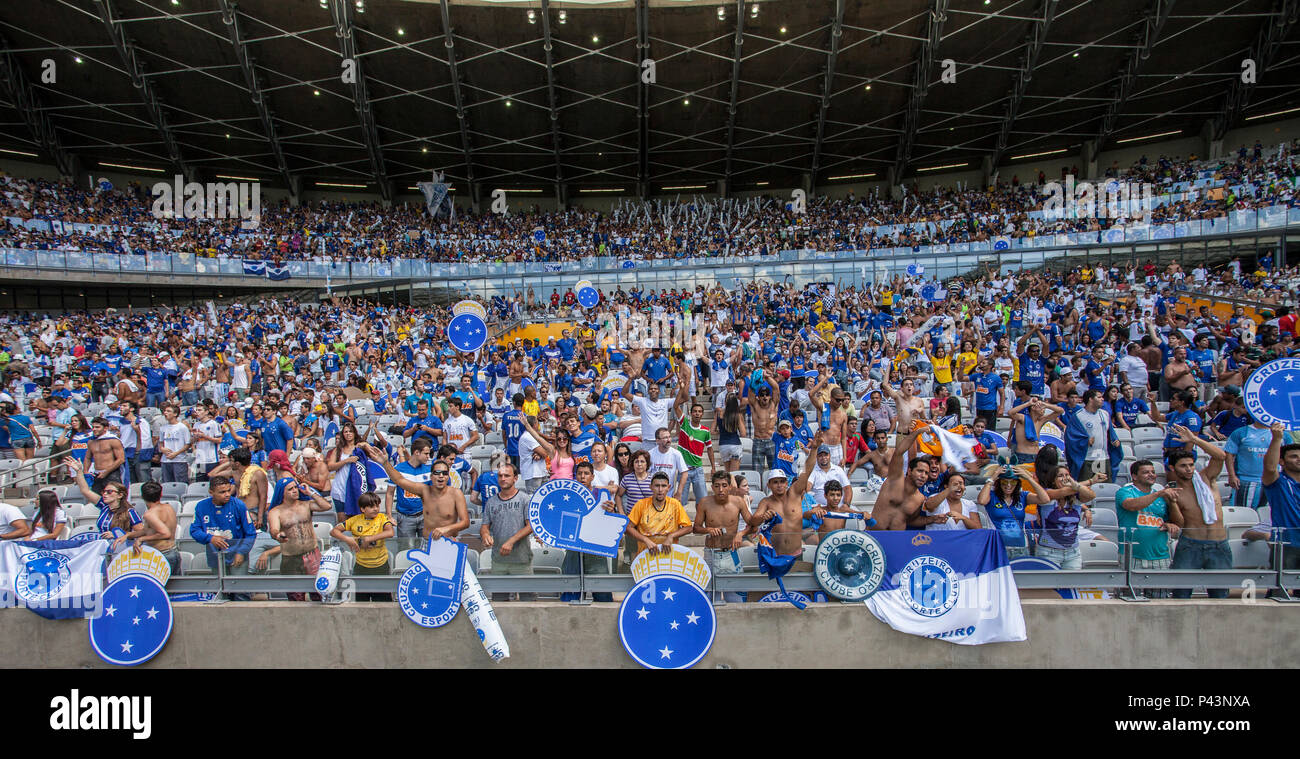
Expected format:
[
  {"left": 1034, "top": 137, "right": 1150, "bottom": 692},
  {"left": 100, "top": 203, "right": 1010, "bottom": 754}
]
[{"left": 3, "top": 600, "right": 1296, "bottom": 668}]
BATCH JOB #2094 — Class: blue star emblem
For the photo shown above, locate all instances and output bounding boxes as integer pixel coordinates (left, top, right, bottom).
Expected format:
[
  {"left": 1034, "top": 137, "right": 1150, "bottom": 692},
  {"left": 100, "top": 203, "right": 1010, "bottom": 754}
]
[
  {"left": 89, "top": 575, "right": 172, "bottom": 667},
  {"left": 618, "top": 575, "right": 715, "bottom": 669}
]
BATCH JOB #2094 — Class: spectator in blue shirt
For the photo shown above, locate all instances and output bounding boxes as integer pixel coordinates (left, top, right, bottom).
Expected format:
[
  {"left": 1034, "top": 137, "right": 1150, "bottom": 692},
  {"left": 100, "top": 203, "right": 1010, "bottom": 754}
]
[
  {"left": 966, "top": 357, "right": 1003, "bottom": 427},
  {"left": 142, "top": 357, "right": 175, "bottom": 409},
  {"left": 258, "top": 404, "right": 295, "bottom": 455},
  {"left": 1163, "top": 389, "right": 1203, "bottom": 461},
  {"left": 1262, "top": 424, "right": 1300, "bottom": 569},
  {"left": 190, "top": 476, "right": 256, "bottom": 581},
  {"left": 642, "top": 347, "right": 672, "bottom": 388},
  {"left": 403, "top": 400, "right": 443, "bottom": 446},
  {"left": 1225, "top": 416, "right": 1273, "bottom": 510}
]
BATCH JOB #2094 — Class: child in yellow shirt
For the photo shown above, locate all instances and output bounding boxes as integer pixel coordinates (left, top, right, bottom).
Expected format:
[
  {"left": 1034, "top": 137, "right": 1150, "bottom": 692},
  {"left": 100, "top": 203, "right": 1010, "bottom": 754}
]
[{"left": 331, "top": 493, "right": 395, "bottom": 601}]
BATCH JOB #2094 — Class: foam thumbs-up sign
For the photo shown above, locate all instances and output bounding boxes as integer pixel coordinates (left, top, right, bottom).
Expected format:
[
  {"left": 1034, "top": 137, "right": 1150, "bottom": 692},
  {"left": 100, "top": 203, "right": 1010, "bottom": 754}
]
[{"left": 397, "top": 537, "right": 467, "bottom": 628}]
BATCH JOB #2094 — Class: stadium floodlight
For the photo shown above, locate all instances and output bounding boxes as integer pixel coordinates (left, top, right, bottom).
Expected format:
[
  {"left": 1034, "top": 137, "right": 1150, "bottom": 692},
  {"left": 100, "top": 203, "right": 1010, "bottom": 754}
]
[
  {"left": 528, "top": 9, "right": 536, "bottom": 23},
  {"left": 319, "top": 0, "right": 328, "bottom": 8},
  {"left": 717, "top": 6, "right": 725, "bottom": 19},
  {"left": 355, "top": 0, "right": 364, "bottom": 12},
  {"left": 559, "top": 10, "right": 567, "bottom": 24},
  {"left": 751, "top": 3, "right": 758, "bottom": 17}
]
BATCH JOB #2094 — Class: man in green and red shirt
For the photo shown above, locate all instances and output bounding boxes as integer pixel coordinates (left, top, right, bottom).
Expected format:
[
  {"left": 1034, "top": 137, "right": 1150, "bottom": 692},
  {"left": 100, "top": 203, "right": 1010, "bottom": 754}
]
[{"left": 676, "top": 401, "right": 714, "bottom": 507}]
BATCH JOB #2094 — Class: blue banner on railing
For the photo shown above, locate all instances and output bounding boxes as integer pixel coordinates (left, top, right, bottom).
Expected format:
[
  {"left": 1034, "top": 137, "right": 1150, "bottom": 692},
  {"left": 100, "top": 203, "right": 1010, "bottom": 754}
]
[
  {"left": 242, "top": 260, "right": 266, "bottom": 276},
  {"left": 266, "top": 265, "right": 291, "bottom": 281}
]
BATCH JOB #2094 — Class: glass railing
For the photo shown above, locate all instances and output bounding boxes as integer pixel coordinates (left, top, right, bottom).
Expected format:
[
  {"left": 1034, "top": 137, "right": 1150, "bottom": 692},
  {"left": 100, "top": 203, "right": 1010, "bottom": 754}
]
[{"left": 2, "top": 203, "right": 1295, "bottom": 285}]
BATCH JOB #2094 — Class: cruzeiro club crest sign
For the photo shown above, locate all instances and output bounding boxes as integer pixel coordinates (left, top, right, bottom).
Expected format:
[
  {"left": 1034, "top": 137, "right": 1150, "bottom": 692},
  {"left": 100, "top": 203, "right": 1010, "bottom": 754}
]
[
  {"left": 16, "top": 549, "right": 72, "bottom": 602},
  {"left": 813, "top": 530, "right": 886, "bottom": 601}
]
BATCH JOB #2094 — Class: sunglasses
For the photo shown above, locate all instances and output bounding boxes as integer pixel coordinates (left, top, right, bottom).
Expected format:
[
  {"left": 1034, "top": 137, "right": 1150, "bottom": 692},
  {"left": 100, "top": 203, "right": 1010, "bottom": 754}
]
[{"left": 432, "top": 470, "right": 450, "bottom": 476}]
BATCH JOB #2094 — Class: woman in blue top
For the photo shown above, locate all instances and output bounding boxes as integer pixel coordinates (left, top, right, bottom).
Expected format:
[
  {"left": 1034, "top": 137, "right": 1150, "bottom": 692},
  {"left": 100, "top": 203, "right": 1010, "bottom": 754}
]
[
  {"left": 1032, "top": 464, "right": 1101, "bottom": 569},
  {"left": 977, "top": 463, "right": 1051, "bottom": 559}
]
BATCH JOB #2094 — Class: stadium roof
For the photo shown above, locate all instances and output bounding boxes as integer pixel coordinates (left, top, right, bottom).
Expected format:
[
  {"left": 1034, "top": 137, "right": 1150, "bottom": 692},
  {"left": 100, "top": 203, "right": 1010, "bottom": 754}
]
[{"left": 1, "top": 0, "right": 1297, "bottom": 199}]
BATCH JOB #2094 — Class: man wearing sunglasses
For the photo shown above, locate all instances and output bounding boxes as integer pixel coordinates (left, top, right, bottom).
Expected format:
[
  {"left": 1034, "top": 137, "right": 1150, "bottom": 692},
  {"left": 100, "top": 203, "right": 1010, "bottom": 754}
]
[{"left": 361, "top": 442, "right": 468, "bottom": 542}]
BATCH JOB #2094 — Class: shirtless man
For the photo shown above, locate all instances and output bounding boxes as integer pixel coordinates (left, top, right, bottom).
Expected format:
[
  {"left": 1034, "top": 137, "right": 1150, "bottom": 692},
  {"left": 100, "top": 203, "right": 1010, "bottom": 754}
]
[
  {"left": 1162, "top": 425, "right": 1232, "bottom": 599},
  {"left": 266, "top": 477, "right": 334, "bottom": 600},
  {"left": 114, "top": 369, "right": 144, "bottom": 406},
  {"left": 129, "top": 481, "right": 179, "bottom": 576},
  {"left": 211, "top": 447, "right": 270, "bottom": 529},
  {"left": 867, "top": 426, "right": 927, "bottom": 531},
  {"left": 212, "top": 353, "right": 232, "bottom": 402},
  {"left": 818, "top": 386, "right": 852, "bottom": 465},
  {"left": 86, "top": 417, "right": 128, "bottom": 494},
  {"left": 693, "top": 470, "right": 755, "bottom": 601},
  {"left": 740, "top": 375, "right": 779, "bottom": 472},
  {"left": 847, "top": 429, "right": 895, "bottom": 477},
  {"left": 749, "top": 430, "right": 825, "bottom": 564},
  {"left": 1008, "top": 393, "right": 1060, "bottom": 464},
  {"left": 1163, "top": 345, "right": 1199, "bottom": 396},
  {"left": 880, "top": 363, "right": 925, "bottom": 432},
  {"left": 361, "top": 441, "right": 469, "bottom": 540}
]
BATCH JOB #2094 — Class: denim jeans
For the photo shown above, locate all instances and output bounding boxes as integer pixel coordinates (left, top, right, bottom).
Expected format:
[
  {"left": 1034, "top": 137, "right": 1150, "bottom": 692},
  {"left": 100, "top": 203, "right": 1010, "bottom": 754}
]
[
  {"left": 145, "top": 391, "right": 166, "bottom": 409},
  {"left": 560, "top": 551, "right": 613, "bottom": 602},
  {"left": 393, "top": 511, "right": 424, "bottom": 551},
  {"left": 1036, "top": 543, "right": 1082, "bottom": 569},
  {"left": 181, "top": 390, "right": 200, "bottom": 407},
  {"left": 1170, "top": 536, "right": 1233, "bottom": 599},
  {"left": 752, "top": 439, "right": 774, "bottom": 473},
  {"left": 684, "top": 467, "right": 708, "bottom": 505}
]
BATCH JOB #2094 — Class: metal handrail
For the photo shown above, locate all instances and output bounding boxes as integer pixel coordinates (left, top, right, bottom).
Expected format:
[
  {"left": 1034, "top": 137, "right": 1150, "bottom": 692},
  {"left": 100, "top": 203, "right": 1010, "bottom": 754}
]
[{"left": 0, "top": 448, "right": 73, "bottom": 489}]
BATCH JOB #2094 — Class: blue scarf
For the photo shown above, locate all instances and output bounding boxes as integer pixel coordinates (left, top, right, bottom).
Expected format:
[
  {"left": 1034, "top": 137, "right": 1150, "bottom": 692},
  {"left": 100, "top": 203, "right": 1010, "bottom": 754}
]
[{"left": 754, "top": 512, "right": 805, "bottom": 610}]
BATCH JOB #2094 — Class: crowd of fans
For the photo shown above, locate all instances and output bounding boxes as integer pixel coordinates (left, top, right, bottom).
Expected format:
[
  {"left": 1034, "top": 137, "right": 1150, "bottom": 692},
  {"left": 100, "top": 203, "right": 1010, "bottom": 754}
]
[
  {"left": 0, "top": 246, "right": 1295, "bottom": 601},
  {"left": 0, "top": 138, "right": 1294, "bottom": 265}
]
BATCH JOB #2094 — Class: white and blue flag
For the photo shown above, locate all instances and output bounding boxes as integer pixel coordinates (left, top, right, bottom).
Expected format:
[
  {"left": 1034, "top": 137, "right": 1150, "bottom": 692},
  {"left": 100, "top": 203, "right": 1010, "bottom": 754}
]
[
  {"left": 0, "top": 539, "right": 110, "bottom": 620},
  {"left": 863, "top": 531, "right": 1026, "bottom": 645}
]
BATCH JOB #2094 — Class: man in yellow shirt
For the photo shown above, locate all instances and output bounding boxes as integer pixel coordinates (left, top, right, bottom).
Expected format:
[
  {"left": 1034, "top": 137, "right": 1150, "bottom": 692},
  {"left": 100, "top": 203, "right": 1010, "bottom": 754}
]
[{"left": 626, "top": 472, "right": 693, "bottom": 555}]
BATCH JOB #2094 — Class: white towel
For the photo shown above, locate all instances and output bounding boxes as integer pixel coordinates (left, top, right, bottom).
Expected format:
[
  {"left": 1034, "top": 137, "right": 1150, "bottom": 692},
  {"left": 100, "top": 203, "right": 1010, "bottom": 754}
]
[{"left": 1191, "top": 472, "right": 1218, "bottom": 525}]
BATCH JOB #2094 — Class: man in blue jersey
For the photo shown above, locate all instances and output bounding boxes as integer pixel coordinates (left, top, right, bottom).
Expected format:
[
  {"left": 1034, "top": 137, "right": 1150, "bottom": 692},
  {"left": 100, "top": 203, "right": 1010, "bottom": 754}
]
[
  {"left": 1163, "top": 389, "right": 1203, "bottom": 463},
  {"left": 190, "top": 476, "right": 255, "bottom": 592},
  {"left": 403, "top": 399, "right": 443, "bottom": 446},
  {"left": 1225, "top": 416, "right": 1273, "bottom": 510},
  {"left": 1016, "top": 332, "right": 1050, "bottom": 397},
  {"left": 1262, "top": 424, "right": 1300, "bottom": 571},
  {"left": 386, "top": 438, "right": 432, "bottom": 550},
  {"left": 966, "top": 357, "right": 1003, "bottom": 428},
  {"left": 501, "top": 393, "right": 526, "bottom": 471}
]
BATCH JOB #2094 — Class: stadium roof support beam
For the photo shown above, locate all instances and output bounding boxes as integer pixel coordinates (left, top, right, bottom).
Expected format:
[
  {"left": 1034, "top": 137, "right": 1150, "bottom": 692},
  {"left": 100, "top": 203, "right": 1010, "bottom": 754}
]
[
  {"left": 892, "top": 0, "right": 949, "bottom": 183},
  {"left": 991, "top": 0, "right": 1057, "bottom": 168},
  {"left": 0, "top": 35, "right": 79, "bottom": 179},
  {"left": 439, "top": 0, "right": 476, "bottom": 188},
  {"left": 217, "top": 0, "right": 294, "bottom": 192},
  {"left": 95, "top": 0, "right": 190, "bottom": 178},
  {"left": 809, "top": 0, "right": 845, "bottom": 191},
  {"left": 1211, "top": 0, "right": 1299, "bottom": 140},
  {"left": 1094, "top": 0, "right": 1175, "bottom": 148},
  {"left": 635, "top": 0, "right": 649, "bottom": 198},
  {"left": 329, "top": 0, "right": 390, "bottom": 202},
  {"left": 721, "top": 0, "right": 746, "bottom": 194},
  {"left": 539, "top": 0, "right": 565, "bottom": 203}
]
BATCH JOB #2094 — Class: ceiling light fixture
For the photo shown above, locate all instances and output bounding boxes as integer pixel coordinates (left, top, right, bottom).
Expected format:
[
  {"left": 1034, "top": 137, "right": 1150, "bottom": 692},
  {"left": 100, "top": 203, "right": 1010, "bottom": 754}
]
[
  {"left": 74, "top": 56, "right": 83, "bottom": 64},
  {"left": 663, "top": 184, "right": 707, "bottom": 190},
  {"left": 780, "top": 26, "right": 787, "bottom": 34},
  {"left": 717, "top": 6, "right": 725, "bottom": 19},
  {"left": 0, "top": 147, "right": 38, "bottom": 158},
  {"left": 355, "top": 0, "right": 364, "bottom": 12},
  {"left": 396, "top": 27, "right": 405, "bottom": 36},
  {"left": 527, "top": 9, "right": 536, "bottom": 23},
  {"left": 751, "top": 3, "right": 759, "bottom": 17},
  {"left": 827, "top": 172, "right": 877, "bottom": 180},
  {"left": 1115, "top": 129, "right": 1180, "bottom": 144},
  {"left": 316, "top": 181, "right": 368, "bottom": 188},
  {"left": 592, "top": 35, "right": 600, "bottom": 44},
  {"left": 559, "top": 10, "right": 567, "bottom": 24},
  {"left": 99, "top": 161, "right": 165, "bottom": 172},
  {"left": 917, "top": 162, "right": 969, "bottom": 172},
  {"left": 216, "top": 174, "right": 259, "bottom": 181},
  {"left": 1010, "top": 148, "right": 1068, "bottom": 160},
  {"left": 1245, "top": 105, "right": 1300, "bottom": 121}
]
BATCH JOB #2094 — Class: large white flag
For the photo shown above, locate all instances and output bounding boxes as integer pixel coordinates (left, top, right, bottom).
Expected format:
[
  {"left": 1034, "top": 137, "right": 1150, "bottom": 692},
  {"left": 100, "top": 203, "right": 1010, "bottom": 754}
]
[
  {"left": 928, "top": 423, "right": 980, "bottom": 471},
  {"left": 864, "top": 531, "right": 1026, "bottom": 645},
  {"left": 0, "top": 539, "right": 109, "bottom": 619}
]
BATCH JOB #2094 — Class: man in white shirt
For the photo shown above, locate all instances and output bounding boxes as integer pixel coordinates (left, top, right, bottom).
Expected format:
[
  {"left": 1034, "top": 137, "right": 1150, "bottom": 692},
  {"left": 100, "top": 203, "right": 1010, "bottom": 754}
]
[
  {"left": 807, "top": 444, "right": 852, "bottom": 507},
  {"left": 647, "top": 427, "right": 689, "bottom": 502},
  {"left": 441, "top": 397, "right": 479, "bottom": 454},
  {"left": 157, "top": 404, "right": 192, "bottom": 483},
  {"left": 622, "top": 366, "right": 683, "bottom": 452},
  {"left": 190, "top": 405, "right": 221, "bottom": 480},
  {"left": 1116, "top": 343, "right": 1150, "bottom": 399}
]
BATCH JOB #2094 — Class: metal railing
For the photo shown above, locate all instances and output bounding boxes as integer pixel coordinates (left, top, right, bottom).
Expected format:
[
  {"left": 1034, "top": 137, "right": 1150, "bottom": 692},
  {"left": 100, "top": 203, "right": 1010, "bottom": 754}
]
[{"left": 166, "top": 530, "right": 1300, "bottom": 603}]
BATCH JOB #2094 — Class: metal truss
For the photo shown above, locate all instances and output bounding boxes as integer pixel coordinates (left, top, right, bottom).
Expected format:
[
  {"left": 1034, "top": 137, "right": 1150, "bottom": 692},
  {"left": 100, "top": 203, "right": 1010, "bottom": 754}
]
[
  {"left": 893, "top": 0, "right": 949, "bottom": 182},
  {"left": 1095, "top": 0, "right": 1175, "bottom": 147},
  {"left": 990, "top": 0, "right": 1057, "bottom": 167},
  {"left": 809, "top": 0, "right": 845, "bottom": 188},
  {"left": 1212, "top": 0, "right": 1299, "bottom": 140},
  {"left": 439, "top": 0, "right": 476, "bottom": 187},
  {"left": 329, "top": 0, "right": 389, "bottom": 200},
  {"left": 539, "top": 0, "right": 565, "bottom": 196},
  {"left": 95, "top": 0, "right": 190, "bottom": 177},
  {"left": 0, "top": 33, "right": 78, "bottom": 178},
  {"left": 721, "top": 0, "right": 746, "bottom": 190},
  {"left": 217, "top": 0, "right": 293, "bottom": 191}
]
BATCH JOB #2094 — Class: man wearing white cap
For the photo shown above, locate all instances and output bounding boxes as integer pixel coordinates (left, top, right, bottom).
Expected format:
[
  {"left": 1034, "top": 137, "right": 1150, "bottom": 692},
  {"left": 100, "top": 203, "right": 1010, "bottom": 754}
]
[{"left": 807, "top": 444, "right": 851, "bottom": 507}]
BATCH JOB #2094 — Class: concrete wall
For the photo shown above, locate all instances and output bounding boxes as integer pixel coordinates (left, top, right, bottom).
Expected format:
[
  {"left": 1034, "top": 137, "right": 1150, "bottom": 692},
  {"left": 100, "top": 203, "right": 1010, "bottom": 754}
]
[{"left": 2, "top": 600, "right": 1294, "bottom": 669}]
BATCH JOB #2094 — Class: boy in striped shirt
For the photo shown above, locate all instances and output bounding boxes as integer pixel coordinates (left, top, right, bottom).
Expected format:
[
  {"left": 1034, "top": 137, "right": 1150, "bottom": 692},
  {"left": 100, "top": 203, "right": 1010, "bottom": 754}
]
[{"left": 676, "top": 402, "right": 714, "bottom": 506}]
